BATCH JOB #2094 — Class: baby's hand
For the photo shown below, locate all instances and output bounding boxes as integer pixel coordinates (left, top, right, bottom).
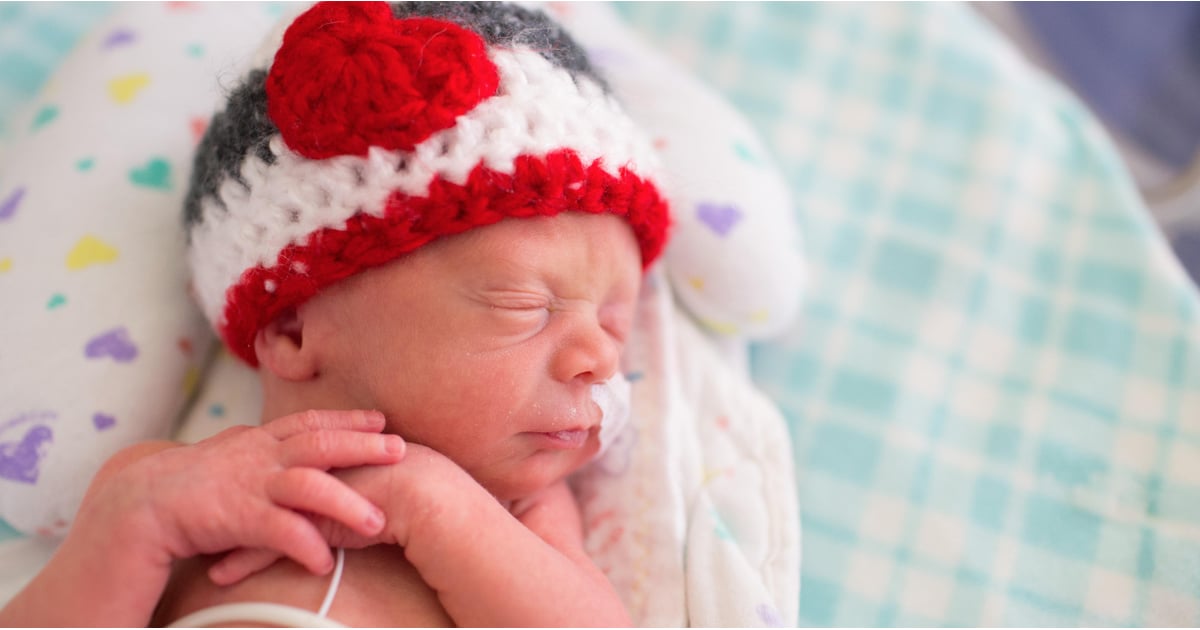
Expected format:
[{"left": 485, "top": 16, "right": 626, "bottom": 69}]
[
  {"left": 330, "top": 442, "right": 482, "bottom": 547},
  {"left": 82, "top": 409, "right": 405, "bottom": 586},
  {"left": 209, "top": 443, "right": 485, "bottom": 583}
]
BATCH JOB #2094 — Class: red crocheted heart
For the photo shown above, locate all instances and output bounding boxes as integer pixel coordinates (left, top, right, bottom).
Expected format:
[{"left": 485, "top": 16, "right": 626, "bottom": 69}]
[{"left": 266, "top": 2, "right": 499, "bottom": 159}]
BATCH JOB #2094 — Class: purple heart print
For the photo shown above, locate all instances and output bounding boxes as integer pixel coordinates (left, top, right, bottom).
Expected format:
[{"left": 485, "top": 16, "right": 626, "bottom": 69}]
[
  {"left": 85, "top": 327, "right": 139, "bottom": 362},
  {"left": 696, "top": 202, "right": 744, "bottom": 237}
]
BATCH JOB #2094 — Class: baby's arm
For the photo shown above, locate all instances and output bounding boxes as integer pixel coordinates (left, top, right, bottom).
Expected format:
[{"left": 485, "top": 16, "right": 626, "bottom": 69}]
[
  {"left": 406, "top": 452, "right": 628, "bottom": 627},
  {"left": 0, "top": 410, "right": 404, "bottom": 627},
  {"left": 286, "top": 444, "right": 629, "bottom": 627},
  {"left": 507, "top": 479, "right": 626, "bottom": 618},
  {"left": 509, "top": 480, "right": 615, "bottom": 601}
]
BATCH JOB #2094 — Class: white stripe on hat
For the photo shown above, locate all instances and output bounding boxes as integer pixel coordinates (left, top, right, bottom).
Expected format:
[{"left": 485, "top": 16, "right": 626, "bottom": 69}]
[{"left": 189, "top": 47, "right": 662, "bottom": 327}]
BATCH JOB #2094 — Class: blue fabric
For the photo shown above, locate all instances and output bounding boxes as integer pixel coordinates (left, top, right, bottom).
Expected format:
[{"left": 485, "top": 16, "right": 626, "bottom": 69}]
[
  {"left": 1016, "top": 2, "right": 1200, "bottom": 171},
  {"left": 0, "top": 2, "right": 114, "bottom": 140}
]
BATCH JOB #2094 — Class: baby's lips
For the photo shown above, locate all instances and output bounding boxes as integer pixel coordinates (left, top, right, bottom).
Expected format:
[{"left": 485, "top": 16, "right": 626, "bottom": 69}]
[
  {"left": 542, "top": 429, "right": 591, "bottom": 449},
  {"left": 528, "top": 424, "right": 603, "bottom": 453}
]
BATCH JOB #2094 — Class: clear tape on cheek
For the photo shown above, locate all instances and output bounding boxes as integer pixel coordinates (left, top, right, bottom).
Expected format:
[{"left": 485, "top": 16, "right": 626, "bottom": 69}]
[{"left": 591, "top": 372, "right": 632, "bottom": 459}]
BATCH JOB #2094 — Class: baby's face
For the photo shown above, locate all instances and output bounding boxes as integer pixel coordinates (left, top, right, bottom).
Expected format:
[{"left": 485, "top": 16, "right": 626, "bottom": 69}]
[{"left": 301, "top": 213, "right": 641, "bottom": 502}]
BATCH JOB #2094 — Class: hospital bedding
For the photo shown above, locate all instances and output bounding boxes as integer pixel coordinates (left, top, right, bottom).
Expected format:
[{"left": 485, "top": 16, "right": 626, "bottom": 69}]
[
  {"left": 610, "top": 3, "right": 1200, "bottom": 625},
  {"left": 3, "top": 1, "right": 1200, "bottom": 626}
]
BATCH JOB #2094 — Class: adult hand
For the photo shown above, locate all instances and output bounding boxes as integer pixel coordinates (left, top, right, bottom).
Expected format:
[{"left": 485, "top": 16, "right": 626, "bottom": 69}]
[{"left": 85, "top": 409, "right": 405, "bottom": 586}]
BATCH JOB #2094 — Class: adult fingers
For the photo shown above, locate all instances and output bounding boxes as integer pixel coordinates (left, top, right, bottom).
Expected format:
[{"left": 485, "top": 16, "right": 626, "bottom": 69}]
[
  {"left": 280, "top": 430, "right": 405, "bottom": 469},
  {"left": 263, "top": 409, "right": 386, "bottom": 440},
  {"left": 208, "top": 547, "right": 283, "bottom": 587},
  {"left": 266, "top": 468, "right": 386, "bottom": 539},
  {"left": 242, "top": 509, "right": 337, "bottom": 577}
]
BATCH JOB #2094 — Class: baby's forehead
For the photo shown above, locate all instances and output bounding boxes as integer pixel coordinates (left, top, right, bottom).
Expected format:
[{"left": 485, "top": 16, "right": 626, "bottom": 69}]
[
  {"left": 460, "top": 212, "right": 638, "bottom": 256},
  {"left": 418, "top": 214, "right": 642, "bottom": 283}
]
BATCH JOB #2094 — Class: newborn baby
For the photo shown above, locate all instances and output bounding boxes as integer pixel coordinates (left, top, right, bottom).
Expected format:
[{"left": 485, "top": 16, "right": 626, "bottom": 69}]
[{"left": 157, "top": 211, "right": 649, "bottom": 627}]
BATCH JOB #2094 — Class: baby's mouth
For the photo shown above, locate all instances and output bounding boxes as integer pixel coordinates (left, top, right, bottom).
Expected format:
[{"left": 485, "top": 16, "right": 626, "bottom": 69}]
[{"left": 538, "top": 428, "right": 592, "bottom": 449}]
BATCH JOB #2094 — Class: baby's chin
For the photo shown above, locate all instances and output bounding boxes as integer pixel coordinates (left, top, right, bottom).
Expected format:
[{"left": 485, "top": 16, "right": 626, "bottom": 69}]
[{"left": 479, "top": 442, "right": 598, "bottom": 503}]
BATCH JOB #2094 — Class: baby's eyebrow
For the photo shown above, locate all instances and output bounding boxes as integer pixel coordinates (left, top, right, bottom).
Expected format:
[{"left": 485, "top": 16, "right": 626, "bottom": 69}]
[
  {"left": 469, "top": 263, "right": 550, "bottom": 291},
  {"left": 468, "top": 254, "right": 565, "bottom": 289}
]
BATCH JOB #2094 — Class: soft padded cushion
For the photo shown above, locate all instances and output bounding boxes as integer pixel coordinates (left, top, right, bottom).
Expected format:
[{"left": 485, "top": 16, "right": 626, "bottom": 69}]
[
  {"left": 0, "top": 3, "right": 284, "bottom": 536},
  {"left": 552, "top": 3, "right": 806, "bottom": 340},
  {"left": 0, "top": 1, "right": 805, "bottom": 536}
]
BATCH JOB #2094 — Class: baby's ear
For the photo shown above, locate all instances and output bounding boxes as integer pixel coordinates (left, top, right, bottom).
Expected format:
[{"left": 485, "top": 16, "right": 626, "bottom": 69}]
[{"left": 255, "top": 307, "right": 318, "bottom": 381}]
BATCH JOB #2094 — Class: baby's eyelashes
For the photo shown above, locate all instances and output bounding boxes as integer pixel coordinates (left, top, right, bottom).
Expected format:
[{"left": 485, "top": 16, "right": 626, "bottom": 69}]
[
  {"left": 465, "top": 286, "right": 551, "bottom": 311},
  {"left": 484, "top": 294, "right": 553, "bottom": 313},
  {"left": 469, "top": 285, "right": 634, "bottom": 346},
  {"left": 467, "top": 288, "right": 554, "bottom": 340}
]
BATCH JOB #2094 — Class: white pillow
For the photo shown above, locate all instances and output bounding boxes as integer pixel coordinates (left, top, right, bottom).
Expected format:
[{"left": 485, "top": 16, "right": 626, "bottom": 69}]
[
  {"left": 0, "top": 2, "right": 284, "bottom": 536},
  {"left": 551, "top": 2, "right": 806, "bottom": 340}
]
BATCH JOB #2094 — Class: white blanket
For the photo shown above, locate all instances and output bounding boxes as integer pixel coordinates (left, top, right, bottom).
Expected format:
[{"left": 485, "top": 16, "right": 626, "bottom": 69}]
[{"left": 573, "top": 270, "right": 801, "bottom": 627}]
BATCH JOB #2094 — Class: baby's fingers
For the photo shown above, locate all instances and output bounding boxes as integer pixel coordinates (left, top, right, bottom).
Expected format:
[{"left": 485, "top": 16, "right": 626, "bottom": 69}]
[
  {"left": 281, "top": 430, "right": 405, "bottom": 469},
  {"left": 264, "top": 409, "right": 386, "bottom": 440},
  {"left": 266, "top": 468, "right": 386, "bottom": 539},
  {"left": 208, "top": 548, "right": 282, "bottom": 586}
]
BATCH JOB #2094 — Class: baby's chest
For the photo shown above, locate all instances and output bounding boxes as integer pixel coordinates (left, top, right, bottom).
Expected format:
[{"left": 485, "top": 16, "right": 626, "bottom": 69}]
[
  {"left": 326, "top": 546, "right": 453, "bottom": 627},
  {"left": 157, "top": 546, "right": 451, "bottom": 627}
]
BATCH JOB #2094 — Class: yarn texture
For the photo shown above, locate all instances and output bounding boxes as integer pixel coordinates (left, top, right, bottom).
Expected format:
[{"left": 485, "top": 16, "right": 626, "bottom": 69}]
[
  {"left": 266, "top": 2, "right": 500, "bottom": 158},
  {"left": 185, "top": 1, "right": 672, "bottom": 366}
]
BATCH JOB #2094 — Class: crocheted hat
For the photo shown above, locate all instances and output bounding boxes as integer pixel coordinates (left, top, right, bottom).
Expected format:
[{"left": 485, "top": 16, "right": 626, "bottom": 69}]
[{"left": 184, "top": 1, "right": 671, "bottom": 366}]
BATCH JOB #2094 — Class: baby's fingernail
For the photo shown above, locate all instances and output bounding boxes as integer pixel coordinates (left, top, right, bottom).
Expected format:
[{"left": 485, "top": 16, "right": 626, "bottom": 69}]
[
  {"left": 366, "top": 507, "right": 385, "bottom": 532},
  {"left": 208, "top": 564, "right": 229, "bottom": 584},
  {"left": 385, "top": 434, "right": 405, "bottom": 456}
]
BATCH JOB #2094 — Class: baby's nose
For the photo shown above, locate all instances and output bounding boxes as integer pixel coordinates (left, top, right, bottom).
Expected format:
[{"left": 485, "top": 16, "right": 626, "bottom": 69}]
[{"left": 552, "top": 321, "right": 620, "bottom": 385}]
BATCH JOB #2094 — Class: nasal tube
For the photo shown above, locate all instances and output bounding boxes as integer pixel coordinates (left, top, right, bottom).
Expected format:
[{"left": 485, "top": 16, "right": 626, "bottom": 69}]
[{"left": 590, "top": 372, "right": 632, "bottom": 458}]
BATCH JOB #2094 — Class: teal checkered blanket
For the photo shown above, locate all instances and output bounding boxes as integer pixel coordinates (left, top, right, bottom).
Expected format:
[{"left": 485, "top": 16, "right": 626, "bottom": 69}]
[
  {"left": 616, "top": 3, "right": 1200, "bottom": 626},
  {"left": 3, "top": 2, "right": 1199, "bottom": 626},
  {"left": 0, "top": 2, "right": 112, "bottom": 141}
]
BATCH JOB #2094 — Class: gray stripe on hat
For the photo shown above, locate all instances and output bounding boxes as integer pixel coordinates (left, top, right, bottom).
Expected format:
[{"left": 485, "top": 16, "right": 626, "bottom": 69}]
[
  {"left": 184, "top": 69, "right": 275, "bottom": 229},
  {"left": 389, "top": 2, "right": 610, "bottom": 92}
]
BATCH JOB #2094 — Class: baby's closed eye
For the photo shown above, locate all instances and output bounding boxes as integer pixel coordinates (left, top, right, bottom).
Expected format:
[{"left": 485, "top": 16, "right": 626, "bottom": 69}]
[
  {"left": 468, "top": 289, "right": 554, "bottom": 338},
  {"left": 469, "top": 286, "right": 633, "bottom": 346},
  {"left": 478, "top": 289, "right": 553, "bottom": 312}
]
